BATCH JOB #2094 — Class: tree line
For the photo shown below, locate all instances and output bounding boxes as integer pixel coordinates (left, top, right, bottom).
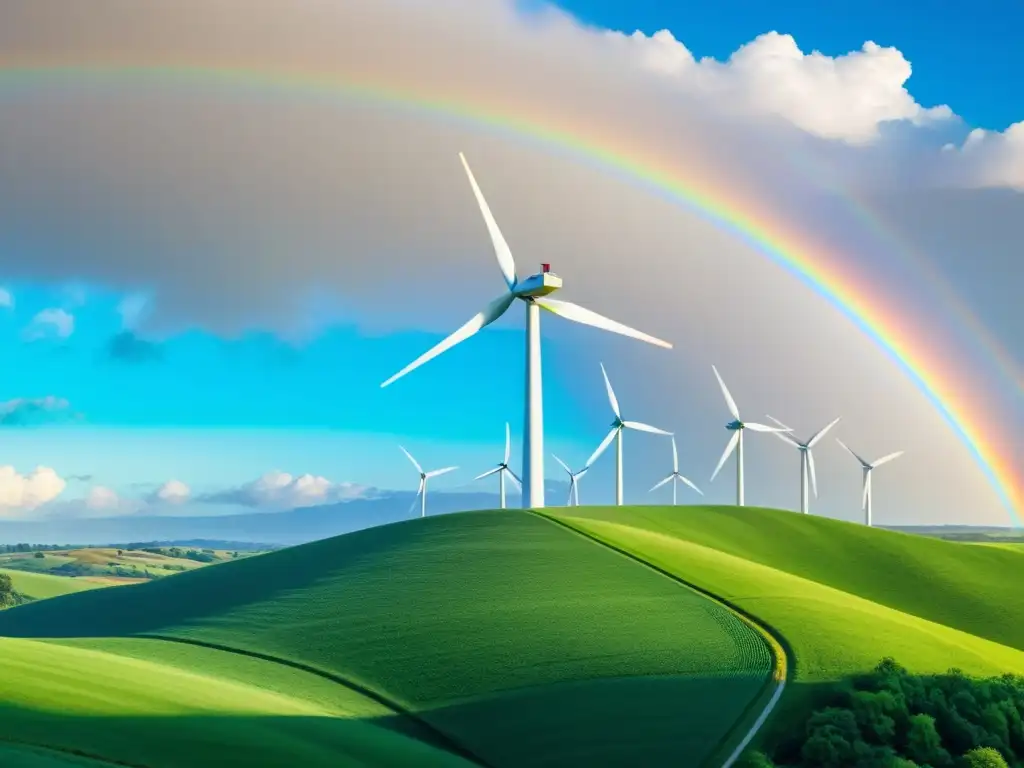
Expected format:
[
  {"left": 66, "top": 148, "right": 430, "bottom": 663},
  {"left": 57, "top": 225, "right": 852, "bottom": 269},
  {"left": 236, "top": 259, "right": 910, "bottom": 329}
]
[{"left": 741, "top": 659, "right": 1024, "bottom": 767}]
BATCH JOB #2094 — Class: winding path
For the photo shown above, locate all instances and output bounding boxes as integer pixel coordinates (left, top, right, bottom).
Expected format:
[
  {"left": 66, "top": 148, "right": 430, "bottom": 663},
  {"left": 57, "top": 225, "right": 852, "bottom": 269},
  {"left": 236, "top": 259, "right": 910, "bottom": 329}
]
[{"left": 530, "top": 511, "right": 790, "bottom": 768}]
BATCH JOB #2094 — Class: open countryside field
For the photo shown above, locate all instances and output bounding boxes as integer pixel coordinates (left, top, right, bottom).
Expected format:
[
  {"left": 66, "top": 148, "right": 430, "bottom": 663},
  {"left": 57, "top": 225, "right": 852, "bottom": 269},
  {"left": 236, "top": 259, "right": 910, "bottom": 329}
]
[
  {"left": 0, "top": 569, "right": 106, "bottom": 601},
  {"left": 543, "top": 506, "right": 1024, "bottom": 738},
  {"left": 0, "top": 546, "right": 254, "bottom": 583},
  {"left": 0, "top": 511, "right": 775, "bottom": 768}
]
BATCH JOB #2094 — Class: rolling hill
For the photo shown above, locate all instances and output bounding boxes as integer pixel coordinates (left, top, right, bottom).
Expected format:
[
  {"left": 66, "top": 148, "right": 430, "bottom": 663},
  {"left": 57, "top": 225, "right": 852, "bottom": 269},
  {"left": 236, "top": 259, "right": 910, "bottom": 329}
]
[
  {"left": 0, "top": 569, "right": 106, "bottom": 602},
  {"left": 0, "top": 510, "right": 775, "bottom": 767}
]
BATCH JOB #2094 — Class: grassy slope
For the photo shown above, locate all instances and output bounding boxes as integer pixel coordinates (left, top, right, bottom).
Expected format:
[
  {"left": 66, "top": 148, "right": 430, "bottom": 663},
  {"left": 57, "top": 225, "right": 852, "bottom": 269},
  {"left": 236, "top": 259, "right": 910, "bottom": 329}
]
[
  {"left": 0, "top": 547, "right": 248, "bottom": 581},
  {"left": 0, "top": 636, "right": 467, "bottom": 768},
  {"left": 0, "top": 569, "right": 106, "bottom": 601},
  {"left": 0, "top": 511, "right": 772, "bottom": 768},
  {"left": 554, "top": 506, "right": 1024, "bottom": 653}
]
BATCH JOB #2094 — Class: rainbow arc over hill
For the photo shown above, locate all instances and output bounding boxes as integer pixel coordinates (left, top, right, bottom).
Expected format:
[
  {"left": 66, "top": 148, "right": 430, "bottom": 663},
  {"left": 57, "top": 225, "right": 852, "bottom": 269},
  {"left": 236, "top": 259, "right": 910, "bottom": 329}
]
[{"left": 0, "top": 61, "right": 1018, "bottom": 523}]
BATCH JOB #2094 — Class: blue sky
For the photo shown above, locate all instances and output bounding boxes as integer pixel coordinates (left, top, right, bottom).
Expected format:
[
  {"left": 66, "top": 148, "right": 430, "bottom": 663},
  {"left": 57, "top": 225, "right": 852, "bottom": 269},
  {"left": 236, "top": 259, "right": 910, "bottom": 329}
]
[
  {"left": 550, "top": 0, "right": 1024, "bottom": 131},
  {"left": 0, "top": 0, "right": 1019, "bottom": 525}
]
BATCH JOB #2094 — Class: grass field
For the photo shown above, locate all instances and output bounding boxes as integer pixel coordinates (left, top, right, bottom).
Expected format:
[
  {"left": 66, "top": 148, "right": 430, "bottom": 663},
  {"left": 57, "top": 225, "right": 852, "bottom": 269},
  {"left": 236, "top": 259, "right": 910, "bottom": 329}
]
[
  {"left": 543, "top": 506, "right": 1024, "bottom": 742},
  {"left": 0, "top": 511, "right": 774, "bottom": 767},
  {"left": 0, "top": 569, "right": 107, "bottom": 602},
  {"left": 0, "top": 546, "right": 254, "bottom": 583}
]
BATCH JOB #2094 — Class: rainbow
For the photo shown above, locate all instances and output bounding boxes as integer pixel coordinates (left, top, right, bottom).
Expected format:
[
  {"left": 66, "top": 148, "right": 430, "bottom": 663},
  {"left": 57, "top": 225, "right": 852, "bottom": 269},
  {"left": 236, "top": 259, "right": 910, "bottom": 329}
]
[{"left": 0, "top": 62, "right": 1019, "bottom": 522}]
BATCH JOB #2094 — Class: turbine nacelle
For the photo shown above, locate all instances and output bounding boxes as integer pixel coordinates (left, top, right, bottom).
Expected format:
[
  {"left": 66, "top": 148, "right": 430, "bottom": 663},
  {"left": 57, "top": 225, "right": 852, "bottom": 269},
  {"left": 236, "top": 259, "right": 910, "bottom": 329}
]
[
  {"left": 726, "top": 420, "right": 744, "bottom": 431},
  {"left": 512, "top": 270, "right": 563, "bottom": 299}
]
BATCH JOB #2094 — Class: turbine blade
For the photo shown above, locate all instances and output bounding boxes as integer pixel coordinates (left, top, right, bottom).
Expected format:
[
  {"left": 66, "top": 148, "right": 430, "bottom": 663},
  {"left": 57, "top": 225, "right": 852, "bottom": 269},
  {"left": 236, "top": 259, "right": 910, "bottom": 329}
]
[
  {"left": 585, "top": 427, "right": 619, "bottom": 468},
  {"left": 712, "top": 365, "right": 740, "bottom": 421},
  {"left": 649, "top": 475, "right": 674, "bottom": 492},
  {"left": 807, "top": 450, "right": 819, "bottom": 498},
  {"left": 622, "top": 420, "right": 672, "bottom": 436},
  {"left": 575, "top": 467, "right": 590, "bottom": 480},
  {"left": 474, "top": 466, "right": 502, "bottom": 481},
  {"left": 458, "top": 152, "right": 517, "bottom": 290},
  {"left": 768, "top": 425, "right": 801, "bottom": 447},
  {"left": 381, "top": 293, "right": 515, "bottom": 387},
  {"left": 535, "top": 298, "right": 672, "bottom": 349},
  {"left": 711, "top": 432, "right": 740, "bottom": 481},
  {"left": 744, "top": 422, "right": 792, "bottom": 433},
  {"left": 503, "top": 467, "right": 522, "bottom": 489},
  {"left": 671, "top": 435, "right": 679, "bottom": 473},
  {"left": 837, "top": 438, "right": 871, "bottom": 468},
  {"left": 399, "top": 445, "right": 423, "bottom": 475},
  {"left": 408, "top": 480, "right": 424, "bottom": 515},
  {"left": 765, "top": 414, "right": 791, "bottom": 431},
  {"left": 504, "top": 422, "right": 511, "bottom": 465},
  {"left": 552, "top": 454, "right": 572, "bottom": 475},
  {"left": 599, "top": 362, "right": 621, "bottom": 419},
  {"left": 872, "top": 451, "right": 904, "bottom": 468},
  {"left": 677, "top": 474, "right": 704, "bottom": 496},
  {"left": 807, "top": 417, "right": 842, "bottom": 448},
  {"left": 426, "top": 466, "right": 458, "bottom": 478}
]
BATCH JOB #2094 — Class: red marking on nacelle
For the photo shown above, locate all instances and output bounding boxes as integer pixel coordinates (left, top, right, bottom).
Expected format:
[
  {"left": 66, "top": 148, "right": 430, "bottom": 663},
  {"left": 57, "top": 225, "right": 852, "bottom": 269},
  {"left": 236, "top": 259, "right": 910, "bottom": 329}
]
[{"left": 541, "top": 263, "right": 551, "bottom": 273}]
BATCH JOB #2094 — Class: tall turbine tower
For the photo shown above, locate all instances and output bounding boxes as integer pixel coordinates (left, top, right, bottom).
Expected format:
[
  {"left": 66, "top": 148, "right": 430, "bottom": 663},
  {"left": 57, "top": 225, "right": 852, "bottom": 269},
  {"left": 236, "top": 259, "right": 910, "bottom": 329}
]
[
  {"left": 836, "top": 439, "right": 904, "bottom": 526},
  {"left": 400, "top": 446, "right": 458, "bottom": 518},
  {"left": 380, "top": 154, "right": 672, "bottom": 509},
  {"left": 552, "top": 455, "right": 589, "bottom": 506},
  {"left": 586, "top": 363, "right": 672, "bottom": 505},
  {"left": 650, "top": 436, "right": 703, "bottom": 505},
  {"left": 473, "top": 422, "right": 522, "bottom": 509},
  {"left": 766, "top": 415, "right": 842, "bottom": 514},
  {"left": 709, "top": 366, "right": 790, "bottom": 506}
]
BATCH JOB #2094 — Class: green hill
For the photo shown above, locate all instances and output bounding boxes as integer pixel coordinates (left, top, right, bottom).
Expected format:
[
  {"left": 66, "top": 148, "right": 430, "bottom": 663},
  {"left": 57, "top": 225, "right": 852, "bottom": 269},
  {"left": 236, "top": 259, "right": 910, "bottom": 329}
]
[
  {"left": 543, "top": 506, "right": 1024, "bottom": 739},
  {"left": 0, "top": 569, "right": 107, "bottom": 601},
  {"left": 0, "top": 511, "right": 775, "bottom": 767}
]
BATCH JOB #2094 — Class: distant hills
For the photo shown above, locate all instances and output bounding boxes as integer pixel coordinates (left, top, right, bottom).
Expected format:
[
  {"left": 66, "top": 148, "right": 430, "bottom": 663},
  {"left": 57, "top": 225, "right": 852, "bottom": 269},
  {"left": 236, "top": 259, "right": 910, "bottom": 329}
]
[{"left": 0, "top": 487, "right": 556, "bottom": 546}]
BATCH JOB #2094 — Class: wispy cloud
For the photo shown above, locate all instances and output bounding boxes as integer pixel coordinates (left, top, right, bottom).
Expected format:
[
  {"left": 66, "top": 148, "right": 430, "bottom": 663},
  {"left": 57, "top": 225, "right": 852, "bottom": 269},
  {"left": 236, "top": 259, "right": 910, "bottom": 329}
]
[
  {"left": 23, "top": 308, "right": 74, "bottom": 341},
  {"left": 198, "top": 471, "right": 378, "bottom": 510},
  {"left": 0, "top": 396, "right": 73, "bottom": 426}
]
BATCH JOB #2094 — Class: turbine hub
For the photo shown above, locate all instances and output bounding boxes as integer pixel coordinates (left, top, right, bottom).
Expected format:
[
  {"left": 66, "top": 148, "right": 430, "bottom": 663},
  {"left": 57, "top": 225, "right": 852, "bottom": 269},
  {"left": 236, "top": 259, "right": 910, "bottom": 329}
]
[{"left": 727, "top": 420, "right": 743, "bottom": 431}]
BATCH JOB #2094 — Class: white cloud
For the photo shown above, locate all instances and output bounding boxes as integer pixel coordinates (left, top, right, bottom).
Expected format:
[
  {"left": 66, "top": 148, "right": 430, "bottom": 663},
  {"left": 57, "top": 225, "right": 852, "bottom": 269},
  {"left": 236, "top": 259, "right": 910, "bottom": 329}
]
[
  {"left": 0, "top": 396, "right": 71, "bottom": 425},
  {"left": 202, "top": 471, "right": 376, "bottom": 509},
  {"left": 0, "top": 287, "right": 13, "bottom": 309},
  {"left": 0, "top": 466, "right": 66, "bottom": 514},
  {"left": 24, "top": 308, "right": 74, "bottom": 340},
  {"left": 607, "top": 30, "right": 953, "bottom": 144},
  {"left": 85, "top": 485, "right": 120, "bottom": 510},
  {"left": 153, "top": 478, "right": 191, "bottom": 504},
  {"left": 944, "top": 121, "right": 1024, "bottom": 190}
]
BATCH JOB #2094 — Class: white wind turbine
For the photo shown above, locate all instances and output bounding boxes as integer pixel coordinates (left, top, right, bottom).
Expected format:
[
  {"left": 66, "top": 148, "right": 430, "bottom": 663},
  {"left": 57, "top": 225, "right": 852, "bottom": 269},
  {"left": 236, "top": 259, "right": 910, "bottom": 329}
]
[
  {"left": 650, "top": 436, "right": 703, "bottom": 505},
  {"left": 552, "top": 455, "right": 590, "bottom": 506},
  {"left": 709, "top": 366, "right": 791, "bottom": 506},
  {"left": 473, "top": 422, "right": 522, "bottom": 509},
  {"left": 765, "top": 415, "right": 842, "bottom": 514},
  {"left": 400, "top": 446, "right": 458, "bottom": 519},
  {"left": 380, "top": 153, "right": 672, "bottom": 509},
  {"left": 586, "top": 363, "right": 672, "bottom": 506},
  {"left": 836, "top": 439, "right": 904, "bottom": 527}
]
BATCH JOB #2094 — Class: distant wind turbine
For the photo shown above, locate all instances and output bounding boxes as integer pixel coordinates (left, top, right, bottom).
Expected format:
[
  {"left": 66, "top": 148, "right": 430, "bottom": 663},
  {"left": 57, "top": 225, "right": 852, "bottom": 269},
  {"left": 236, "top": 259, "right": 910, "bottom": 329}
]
[
  {"left": 400, "top": 446, "right": 458, "bottom": 519},
  {"left": 473, "top": 422, "right": 522, "bottom": 509},
  {"left": 587, "top": 363, "right": 672, "bottom": 506},
  {"left": 836, "top": 439, "right": 904, "bottom": 527},
  {"left": 765, "top": 415, "right": 842, "bottom": 514},
  {"left": 380, "top": 153, "right": 671, "bottom": 509},
  {"left": 650, "top": 436, "right": 703, "bottom": 505},
  {"left": 709, "top": 366, "right": 790, "bottom": 506},
  {"left": 552, "top": 455, "right": 590, "bottom": 506}
]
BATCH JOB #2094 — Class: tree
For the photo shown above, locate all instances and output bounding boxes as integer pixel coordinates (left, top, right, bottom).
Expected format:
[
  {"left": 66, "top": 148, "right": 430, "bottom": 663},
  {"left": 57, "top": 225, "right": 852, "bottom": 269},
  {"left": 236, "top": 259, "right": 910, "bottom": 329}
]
[
  {"left": 734, "top": 750, "right": 774, "bottom": 768},
  {"left": 906, "top": 713, "right": 952, "bottom": 767},
  {"left": 960, "top": 747, "right": 1009, "bottom": 768},
  {"left": 33, "top": 551, "right": 44, "bottom": 559},
  {"left": 0, "top": 572, "right": 18, "bottom": 607}
]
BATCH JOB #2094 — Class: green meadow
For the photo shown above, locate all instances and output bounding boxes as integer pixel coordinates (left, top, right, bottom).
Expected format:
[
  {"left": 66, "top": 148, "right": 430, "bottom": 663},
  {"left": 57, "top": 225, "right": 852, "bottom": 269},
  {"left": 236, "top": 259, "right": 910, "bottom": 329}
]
[
  {"left": 0, "top": 511, "right": 774, "bottom": 767},
  {"left": 0, "top": 569, "right": 107, "bottom": 601}
]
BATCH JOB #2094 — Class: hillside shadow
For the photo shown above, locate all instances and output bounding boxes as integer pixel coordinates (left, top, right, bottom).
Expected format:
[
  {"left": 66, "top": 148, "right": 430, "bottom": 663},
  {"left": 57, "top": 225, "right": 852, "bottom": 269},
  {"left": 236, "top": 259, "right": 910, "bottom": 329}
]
[{"left": 0, "top": 707, "right": 473, "bottom": 768}]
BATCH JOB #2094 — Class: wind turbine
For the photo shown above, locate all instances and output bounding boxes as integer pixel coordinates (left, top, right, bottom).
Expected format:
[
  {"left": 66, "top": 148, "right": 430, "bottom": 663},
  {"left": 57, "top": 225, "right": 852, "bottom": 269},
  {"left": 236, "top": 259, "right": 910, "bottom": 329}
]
[
  {"left": 400, "top": 446, "right": 458, "bottom": 519},
  {"left": 836, "top": 439, "right": 904, "bottom": 527},
  {"left": 765, "top": 415, "right": 842, "bottom": 515},
  {"left": 552, "top": 455, "right": 590, "bottom": 506},
  {"left": 709, "top": 366, "right": 790, "bottom": 506},
  {"left": 650, "top": 436, "right": 703, "bottom": 505},
  {"left": 473, "top": 422, "right": 522, "bottom": 509},
  {"left": 586, "top": 363, "right": 672, "bottom": 506},
  {"left": 380, "top": 153, "right": 672, "bottom": 509}
]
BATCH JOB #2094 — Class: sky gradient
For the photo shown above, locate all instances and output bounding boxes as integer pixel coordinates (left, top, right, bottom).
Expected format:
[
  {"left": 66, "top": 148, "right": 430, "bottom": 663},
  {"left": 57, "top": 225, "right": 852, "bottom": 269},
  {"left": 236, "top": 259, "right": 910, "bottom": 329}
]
[{"left": 0, "top": 0, "right": 1019, "bottom": 527}]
